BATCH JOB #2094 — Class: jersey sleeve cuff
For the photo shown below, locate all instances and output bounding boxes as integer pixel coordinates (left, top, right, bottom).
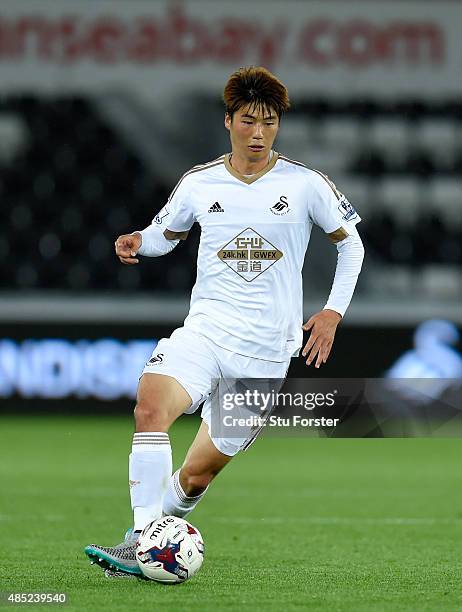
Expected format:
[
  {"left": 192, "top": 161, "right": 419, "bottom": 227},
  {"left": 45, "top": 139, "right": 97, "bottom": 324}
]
[{"left": 323, "top": 304, "right": 345, "bottom": 318}]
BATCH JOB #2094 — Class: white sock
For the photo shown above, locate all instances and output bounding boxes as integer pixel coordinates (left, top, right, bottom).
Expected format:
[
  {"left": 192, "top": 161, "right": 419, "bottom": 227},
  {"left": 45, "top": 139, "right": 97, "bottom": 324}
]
[
  {"left": 162, "top": 469, "right": 208, "bottom": 518},
  {"left": 129, "top": 432, "right": 172, "bottom": 531}
]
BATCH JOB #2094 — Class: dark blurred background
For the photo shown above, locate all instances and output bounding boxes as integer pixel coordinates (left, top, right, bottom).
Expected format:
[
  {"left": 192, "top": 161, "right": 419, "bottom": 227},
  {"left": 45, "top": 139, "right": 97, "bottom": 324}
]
[{"left": 0, "top": 1, "right": 461, "bottom": 407}]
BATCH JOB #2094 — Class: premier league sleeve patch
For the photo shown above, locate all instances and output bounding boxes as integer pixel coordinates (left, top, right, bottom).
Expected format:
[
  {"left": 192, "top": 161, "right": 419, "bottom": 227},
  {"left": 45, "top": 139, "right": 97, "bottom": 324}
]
[{"left": 338, "top": 195, "right": 358, "bottom": 222}]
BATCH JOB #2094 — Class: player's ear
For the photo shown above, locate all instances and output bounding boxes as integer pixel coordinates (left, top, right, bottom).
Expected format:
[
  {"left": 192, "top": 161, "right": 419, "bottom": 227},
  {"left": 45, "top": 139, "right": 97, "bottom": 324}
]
[{"left": 224, "top": 113, "right": 232, "bottom": 131}]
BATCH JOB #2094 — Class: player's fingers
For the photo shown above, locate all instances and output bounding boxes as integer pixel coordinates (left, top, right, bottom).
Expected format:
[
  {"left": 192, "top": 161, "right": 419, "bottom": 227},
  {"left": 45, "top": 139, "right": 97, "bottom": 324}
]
[
  {"left": 119, "top": 256, "right": 139, "bottom": 265},
  {"left": 117, "top": 251, "right": 133, "bottom": 260},
  {"left": 115, "top": 237, "right": 135, "bottom": 253},
  {"left": 316, "top": 338, "right": 333, "bottom": 367},
  {"left": 302, "top": 332, "right": 318, "bottom": 357},
  {"left": 302, "top": 317, "right": 315, "bottom": 331},
  {"left": 322, "top": 342, "right": 333, "bottom": 363},
  {"left": 115, "top": 242, "right": 133, "bottom": 254},
  {"left": 314, "top": 335, "right": 332, "bottom": 361},
  {"left": 115, "top": 245, "right": 130, "bottom": 257},
  {"left": 315, "top": 343, "right": 329, "bottom": 369},
  {"left": 118, "top": 250, "right": 138, "bottom": 259},
  {"left": 306, "top": 340, "right": 322, "bottom": 365},
  {"left": 117, "top": 242, "right": 139, "bottom": 257}
]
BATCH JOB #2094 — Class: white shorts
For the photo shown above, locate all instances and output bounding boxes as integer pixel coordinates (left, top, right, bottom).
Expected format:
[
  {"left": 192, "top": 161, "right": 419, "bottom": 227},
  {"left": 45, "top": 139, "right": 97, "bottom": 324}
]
[{"left": 142, "top": 326, "right": 290, "bottom": 456}]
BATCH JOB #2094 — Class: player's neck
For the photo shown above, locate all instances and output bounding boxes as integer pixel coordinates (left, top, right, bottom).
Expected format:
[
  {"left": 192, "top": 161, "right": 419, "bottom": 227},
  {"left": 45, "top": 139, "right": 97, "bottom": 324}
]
[{"left": 229, "top": 150, "right": 272, "bottom": 176}]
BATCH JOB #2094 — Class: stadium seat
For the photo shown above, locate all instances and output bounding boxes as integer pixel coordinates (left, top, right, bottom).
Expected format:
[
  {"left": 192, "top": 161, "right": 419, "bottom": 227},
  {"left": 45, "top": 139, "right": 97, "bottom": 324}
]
[
  {"left": 420, "top": 266, "right": 462, "bottom": 298},
  {"left": 368, "top": 119, "right": 412, "bottom": 158},
  {"left": 320, "top": 117, "right": 363, "bottom": 151},
  {"left": 427, "top": 178, "right": 462, "bottom": 225},
  {"left": 378, "top": 178, "right": 422, "bottom": 223},
  {"left": 415, "top": 119, "right": 458, "bottom": 153},
  {"left": 351, "top": 148, "right": 387, "bottom": 176}
]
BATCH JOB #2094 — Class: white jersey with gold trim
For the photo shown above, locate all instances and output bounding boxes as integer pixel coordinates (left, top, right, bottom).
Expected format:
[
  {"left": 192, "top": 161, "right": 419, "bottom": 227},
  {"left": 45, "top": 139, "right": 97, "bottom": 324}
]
[{"left": 148, "top": 152, "right": 362, "bottom": 362}]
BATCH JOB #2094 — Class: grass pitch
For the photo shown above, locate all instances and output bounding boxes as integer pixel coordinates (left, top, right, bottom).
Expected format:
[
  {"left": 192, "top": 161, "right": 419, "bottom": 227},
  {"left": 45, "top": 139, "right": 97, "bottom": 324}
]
[{"left": 1, "top": 414, "right": 461, "bottom": 611}]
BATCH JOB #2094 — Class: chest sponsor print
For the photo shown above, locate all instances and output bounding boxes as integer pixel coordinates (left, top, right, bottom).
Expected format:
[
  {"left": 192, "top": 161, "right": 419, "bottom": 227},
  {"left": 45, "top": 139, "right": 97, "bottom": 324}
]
[{"left": 217, "top": 228, "right": 283, "bottom": 282}]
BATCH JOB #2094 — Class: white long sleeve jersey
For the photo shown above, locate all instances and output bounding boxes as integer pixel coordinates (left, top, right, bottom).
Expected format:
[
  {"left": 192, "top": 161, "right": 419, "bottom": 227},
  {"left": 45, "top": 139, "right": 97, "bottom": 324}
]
[{"left": 140, "top": 152, "right": 364, "bottom": 362}]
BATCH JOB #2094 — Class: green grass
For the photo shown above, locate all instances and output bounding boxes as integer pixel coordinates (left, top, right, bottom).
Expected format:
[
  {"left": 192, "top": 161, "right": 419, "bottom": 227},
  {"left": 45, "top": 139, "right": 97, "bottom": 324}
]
[{"left": 0, "top": 415, "right": 461, "bottom": 611}]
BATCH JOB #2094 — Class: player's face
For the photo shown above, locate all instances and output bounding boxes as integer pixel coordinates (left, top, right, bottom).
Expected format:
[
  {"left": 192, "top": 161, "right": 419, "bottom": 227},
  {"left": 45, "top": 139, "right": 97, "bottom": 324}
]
[{"left": 225, "top": 104, "right": 279, "bottom": 162}]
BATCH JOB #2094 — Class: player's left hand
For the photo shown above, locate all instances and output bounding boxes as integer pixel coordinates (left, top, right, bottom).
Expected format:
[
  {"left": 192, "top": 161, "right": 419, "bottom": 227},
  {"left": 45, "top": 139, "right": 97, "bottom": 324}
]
[{"left": 301, "top": 309, "right": 342, "bottom": 368}]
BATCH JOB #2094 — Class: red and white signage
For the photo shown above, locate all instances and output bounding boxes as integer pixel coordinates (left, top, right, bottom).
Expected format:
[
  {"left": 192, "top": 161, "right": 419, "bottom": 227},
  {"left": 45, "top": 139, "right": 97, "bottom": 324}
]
[{"left": 0, "top": 1, "right": 458, "bottom": 99}]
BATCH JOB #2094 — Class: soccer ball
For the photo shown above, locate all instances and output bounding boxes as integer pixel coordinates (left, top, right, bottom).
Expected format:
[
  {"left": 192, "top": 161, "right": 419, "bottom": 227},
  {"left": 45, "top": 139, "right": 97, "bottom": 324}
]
[{"left": 136, "top": 516, "right": 204, "bottom": 583}]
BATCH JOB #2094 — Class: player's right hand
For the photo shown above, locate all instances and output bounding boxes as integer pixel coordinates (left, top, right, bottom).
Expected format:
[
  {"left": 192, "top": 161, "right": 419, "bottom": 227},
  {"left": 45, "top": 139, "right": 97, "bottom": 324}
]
[{"left": 115, "top": 232, "right": 142, "bottom": 265}]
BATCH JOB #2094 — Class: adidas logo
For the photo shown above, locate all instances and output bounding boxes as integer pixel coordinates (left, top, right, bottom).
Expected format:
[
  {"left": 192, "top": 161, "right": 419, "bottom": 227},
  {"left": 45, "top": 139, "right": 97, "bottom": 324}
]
[{"left": 208, "top": 202, "right": 224, "bottom": 213}]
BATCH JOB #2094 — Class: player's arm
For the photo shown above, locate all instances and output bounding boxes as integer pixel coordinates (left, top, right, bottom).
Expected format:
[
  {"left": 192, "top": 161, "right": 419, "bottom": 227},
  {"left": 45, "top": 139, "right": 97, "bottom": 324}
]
[
  {"left": 302, "top": 225, "right": 364, "bottom": 367},
  {"left": 115, "top": 173, "right": 195, "bottom": 265},
  {"left": 114, "top": 226, "right": 188, "bottom": 265},
  {"left": 323, "top": 224, "right": 365, "bottom": 318},
  {"left": 302, "top": 174, "right": 365, "bottom": 367}
]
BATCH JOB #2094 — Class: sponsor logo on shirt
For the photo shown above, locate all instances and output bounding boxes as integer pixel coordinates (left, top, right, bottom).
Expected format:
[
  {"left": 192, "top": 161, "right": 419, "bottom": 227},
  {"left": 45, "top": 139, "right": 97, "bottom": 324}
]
[
  {"left": 270, "top": 195, "right": 290, "bottom": 215},
  {"left": 208, "top": 202, "right": 225, "bottom": 213},
  {"left": 217, "top": 228, "right": 283, "bottom": 282},
  {"left": 338, "top": 195, "right": 358, "bottom": 222}
]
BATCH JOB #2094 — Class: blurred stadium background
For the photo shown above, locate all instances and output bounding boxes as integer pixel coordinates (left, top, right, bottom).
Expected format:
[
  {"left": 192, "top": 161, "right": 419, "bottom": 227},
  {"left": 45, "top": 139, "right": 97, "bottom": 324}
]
[{"left": 0, "top": 0, "right": 461, "bottom": 403}]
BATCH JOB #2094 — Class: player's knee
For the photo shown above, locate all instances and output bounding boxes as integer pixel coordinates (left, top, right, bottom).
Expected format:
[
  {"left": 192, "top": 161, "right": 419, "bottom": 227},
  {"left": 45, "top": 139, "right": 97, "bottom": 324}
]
[{"left": 134, "top": 400, "right": 168, "bottom": 431}]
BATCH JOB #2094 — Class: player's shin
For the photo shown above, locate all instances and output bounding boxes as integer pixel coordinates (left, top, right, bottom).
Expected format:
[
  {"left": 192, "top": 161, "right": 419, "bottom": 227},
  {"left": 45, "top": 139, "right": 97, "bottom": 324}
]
[
  {"left": 129, "top": 432, "right": 172, "bottom": 531},
  {"left": 162, "top": 469, "right": 208, "bottom": 518}
]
